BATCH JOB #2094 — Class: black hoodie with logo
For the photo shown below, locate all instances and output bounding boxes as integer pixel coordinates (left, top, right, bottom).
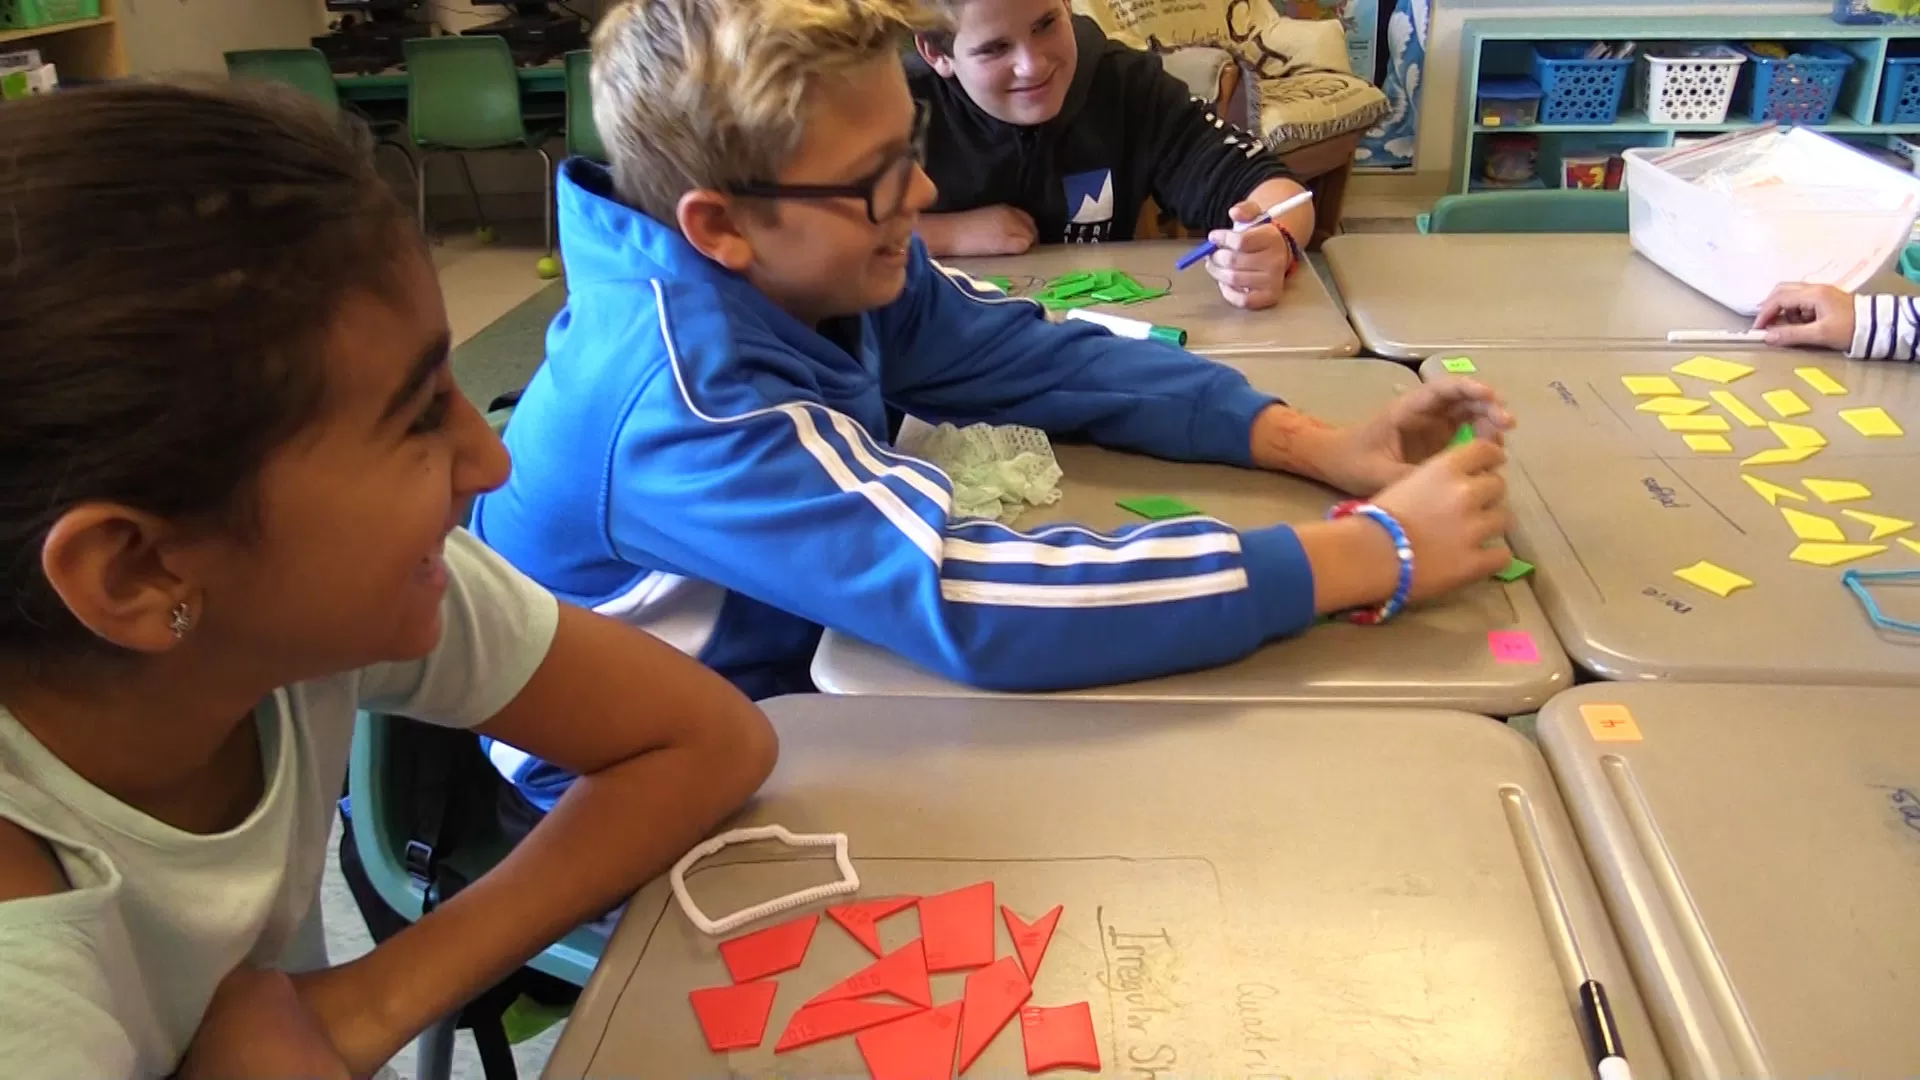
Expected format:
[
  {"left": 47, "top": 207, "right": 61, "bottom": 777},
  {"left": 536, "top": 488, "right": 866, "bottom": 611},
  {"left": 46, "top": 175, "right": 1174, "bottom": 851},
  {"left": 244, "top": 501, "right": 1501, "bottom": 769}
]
[{"left": 909, "top": 15, "right": 1295, "bottom": 244}]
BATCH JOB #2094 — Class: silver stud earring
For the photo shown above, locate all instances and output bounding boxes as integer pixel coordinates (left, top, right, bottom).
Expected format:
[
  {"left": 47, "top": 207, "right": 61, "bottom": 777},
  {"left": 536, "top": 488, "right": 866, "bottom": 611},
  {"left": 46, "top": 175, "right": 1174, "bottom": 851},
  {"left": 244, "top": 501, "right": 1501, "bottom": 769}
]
[{"left": 168, "top": 602, "right": 193, "bottom": 639}]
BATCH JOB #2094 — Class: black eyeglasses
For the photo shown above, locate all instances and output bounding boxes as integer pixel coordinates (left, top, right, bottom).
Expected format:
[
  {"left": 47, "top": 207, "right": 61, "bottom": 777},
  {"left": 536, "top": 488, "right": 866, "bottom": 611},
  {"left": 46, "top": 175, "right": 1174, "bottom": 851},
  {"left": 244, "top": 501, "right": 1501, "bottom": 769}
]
[{"left": 728, "top": 100, "right": 929, "bottom": 224}]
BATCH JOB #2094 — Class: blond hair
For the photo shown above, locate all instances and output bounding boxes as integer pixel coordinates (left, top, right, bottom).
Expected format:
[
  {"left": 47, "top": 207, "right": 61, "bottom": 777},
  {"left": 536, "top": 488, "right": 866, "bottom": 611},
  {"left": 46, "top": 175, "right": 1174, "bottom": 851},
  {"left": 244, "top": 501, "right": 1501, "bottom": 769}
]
[{"left": 592, "top": 0, "right": 941, "bottom": 221}]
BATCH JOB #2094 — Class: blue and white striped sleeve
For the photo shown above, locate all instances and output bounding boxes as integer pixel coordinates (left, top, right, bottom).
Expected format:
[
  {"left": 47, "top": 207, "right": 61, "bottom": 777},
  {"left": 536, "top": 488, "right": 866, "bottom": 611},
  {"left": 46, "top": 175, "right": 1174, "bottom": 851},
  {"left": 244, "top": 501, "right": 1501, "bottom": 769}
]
[{"left": 1849, "top": 293, "right": 1920, "bottom": 360}]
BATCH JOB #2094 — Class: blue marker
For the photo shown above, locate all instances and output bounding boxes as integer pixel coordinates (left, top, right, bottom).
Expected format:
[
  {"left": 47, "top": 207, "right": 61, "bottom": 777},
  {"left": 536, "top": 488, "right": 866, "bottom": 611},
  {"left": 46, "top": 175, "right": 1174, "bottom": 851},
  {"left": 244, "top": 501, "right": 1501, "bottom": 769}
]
[{"left": 1174, "top": 189, "right": 1314, "bottom": 271}]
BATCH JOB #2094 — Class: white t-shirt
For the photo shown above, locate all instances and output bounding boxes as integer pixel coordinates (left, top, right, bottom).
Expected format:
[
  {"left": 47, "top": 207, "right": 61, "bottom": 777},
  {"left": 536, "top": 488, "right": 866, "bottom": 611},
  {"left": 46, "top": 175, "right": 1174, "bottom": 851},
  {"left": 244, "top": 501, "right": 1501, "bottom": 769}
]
[{"left": 0, "top": 530, "right": 559, "bottom": 1079}]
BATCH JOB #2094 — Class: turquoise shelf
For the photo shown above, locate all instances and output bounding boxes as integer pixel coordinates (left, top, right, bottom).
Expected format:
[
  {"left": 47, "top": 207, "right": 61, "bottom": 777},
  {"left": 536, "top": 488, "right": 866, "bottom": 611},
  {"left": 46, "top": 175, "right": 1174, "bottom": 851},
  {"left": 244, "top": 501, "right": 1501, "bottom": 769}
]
[{"left": 1454, "top": 14, "right": 1920, "bottom": 194}]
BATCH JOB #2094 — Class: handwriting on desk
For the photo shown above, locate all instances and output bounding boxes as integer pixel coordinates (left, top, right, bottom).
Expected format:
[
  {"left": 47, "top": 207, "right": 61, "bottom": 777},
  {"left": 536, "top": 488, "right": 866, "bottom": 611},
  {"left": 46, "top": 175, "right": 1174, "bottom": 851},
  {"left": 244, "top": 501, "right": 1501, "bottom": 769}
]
[
  {"left": 1549, "top": 380, "right": 1580, "bottom": 408},
  {"left": 1235, "top": 982, "right": 1289, "bottom": 1079},
  {"left": 1641, "top": 586, "right": 1694, "bottom": 615},
  {"left": 1098, "top": 918, "right": 1182, "bottom": 1079},
  {"left": 1891, "top": 788, "right": 1920, "bottom": 836},
  {"left": 1642, "top": 477, "right": 1691, "bottom": 510}
]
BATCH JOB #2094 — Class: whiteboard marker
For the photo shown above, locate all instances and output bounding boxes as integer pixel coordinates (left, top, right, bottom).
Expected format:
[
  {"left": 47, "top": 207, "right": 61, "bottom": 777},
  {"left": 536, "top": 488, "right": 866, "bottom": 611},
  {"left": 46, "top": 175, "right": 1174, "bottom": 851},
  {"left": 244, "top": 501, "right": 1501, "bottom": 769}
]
[
  {"left": 1066, "top": 308, "right": 1188, "bottom": 346},
  {"left": 1666, "top": 329, "right": 1768, "bottom": 344}
]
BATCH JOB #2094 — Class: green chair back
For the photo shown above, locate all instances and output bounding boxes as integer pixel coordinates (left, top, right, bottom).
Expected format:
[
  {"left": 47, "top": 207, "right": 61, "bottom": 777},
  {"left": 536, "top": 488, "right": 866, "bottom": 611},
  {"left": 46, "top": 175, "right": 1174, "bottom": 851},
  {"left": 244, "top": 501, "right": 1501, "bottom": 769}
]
[
  {"left": 224, "top": 48, "right": 343, "bottom": 113},
  {"left": 404, "top": 35, "right": 529, "bottom": 150},
  {"left": 1427, "top": 190, "right": 1630, "bottom": 234},
  {"left": 563, "top": 50, "right": 604, "bottom": 161}
]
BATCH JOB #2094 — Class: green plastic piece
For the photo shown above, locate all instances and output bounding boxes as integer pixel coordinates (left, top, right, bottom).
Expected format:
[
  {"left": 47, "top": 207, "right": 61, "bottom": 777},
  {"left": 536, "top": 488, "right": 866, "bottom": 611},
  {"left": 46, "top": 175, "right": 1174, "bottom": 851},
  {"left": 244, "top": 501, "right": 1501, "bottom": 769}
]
[
  {"left": 1495, "top": 557, "right": 1535, "bottom": 582},
  {"left": 502, "top": 995, "right": 571, "bottom": 1044},
  {"left": 1117, "top": 495, "right": 1203, "bottom": 520},
  {"left": 1450, "top": 423, "right": 1475, "bottom": 447},
  {"left": 1441, "top": 356, "right": 1477, "bottom": 373}
]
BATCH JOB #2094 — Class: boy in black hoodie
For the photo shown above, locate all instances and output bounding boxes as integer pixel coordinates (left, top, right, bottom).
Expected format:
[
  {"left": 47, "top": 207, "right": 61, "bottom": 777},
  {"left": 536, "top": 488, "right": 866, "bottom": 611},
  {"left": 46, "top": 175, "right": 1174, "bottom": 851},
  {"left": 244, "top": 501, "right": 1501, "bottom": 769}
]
[{"left": 910, "top": 0, "right": 1313, "bottom": 310}]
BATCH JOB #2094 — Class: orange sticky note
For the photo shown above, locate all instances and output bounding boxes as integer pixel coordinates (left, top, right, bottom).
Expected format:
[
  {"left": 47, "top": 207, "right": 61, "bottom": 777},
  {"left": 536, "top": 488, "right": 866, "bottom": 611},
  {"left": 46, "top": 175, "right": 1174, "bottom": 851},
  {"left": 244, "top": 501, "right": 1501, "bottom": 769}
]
[{"left": 1581, "top": 703, "right": 1643, "bottom": 742}]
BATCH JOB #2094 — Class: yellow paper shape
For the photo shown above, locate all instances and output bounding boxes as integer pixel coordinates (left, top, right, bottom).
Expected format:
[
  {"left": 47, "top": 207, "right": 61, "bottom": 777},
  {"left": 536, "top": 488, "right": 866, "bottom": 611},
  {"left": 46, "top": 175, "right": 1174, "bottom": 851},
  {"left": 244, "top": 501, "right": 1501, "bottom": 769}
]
[
  {"left": 1768, "top": 422, "right": 1827, "bottom": 450},
  {"left": 1789, "top": 542, "right": 1886, "bottom": 567},
  {"left": 1622, "top": 375, "right": 1683, "bottom": 396},
  {"left": 1672, "top": 355, "right": 1755, "bottom": 384},
  {"left": 1710, "top": 390, "right": 1767, "bottom": 428},
  {"left": 1762, "top": 389, "right": 1811, "bottom": 418},
  {"left": 1673, "top": 560, "right": 1753, "bottom": 598},
  {"left": 1803, "top": 478, "right": 1872, "bottom": 503},
  {"left": 1637, "top": 396, "right": 1711, "bottom": 415},
  {"left": 1661, "top": 414, "right": 1732, "bottom": 433},
  {"left": 1743, "top": 446, "right": 1822, "bottom": 466},
  {"left": 1795, "top": 367, "right": 1847, "bottom": 396},
  {"left": 1838, "top": 406, "right": 1904, "bottom": 438},
  {"left": 1781, "top": 508, "right": 1846, "bottom": 542},
  {"left": 1683, "top": 434, "right": 1732, "bottom": 453},
  {"left": 1742, "top": 475, "right": 1806, "bottom": 505},
  {"left": 1841, "top": 510, "right": 1914, "bottom": 540},
  {"left": 1902, "top": 538, "right": 1920, "bottom": 556}
]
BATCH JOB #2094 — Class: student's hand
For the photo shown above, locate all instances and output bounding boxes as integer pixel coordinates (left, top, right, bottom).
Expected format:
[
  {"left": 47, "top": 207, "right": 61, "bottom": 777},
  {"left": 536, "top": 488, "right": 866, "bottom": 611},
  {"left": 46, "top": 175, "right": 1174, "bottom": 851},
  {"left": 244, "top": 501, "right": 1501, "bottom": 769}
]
[
  {"left": 1314, "top": 377, "right": 1515, "bottom": 497},
  {"left": 921, "top": 206, "right": 1036, "bottom": 257},
  {"left": 1753, "top": 282, "right": 1855, "bottom": 350},
  {"left": 1204, "top": 200, "right": 1293, "bottom": 311},
  {"left": 1369, "top": 438, "right": 1515, "bottom": 601},
  {"left": 179, "top": 965, "right": 351, "bottom": 1080}
]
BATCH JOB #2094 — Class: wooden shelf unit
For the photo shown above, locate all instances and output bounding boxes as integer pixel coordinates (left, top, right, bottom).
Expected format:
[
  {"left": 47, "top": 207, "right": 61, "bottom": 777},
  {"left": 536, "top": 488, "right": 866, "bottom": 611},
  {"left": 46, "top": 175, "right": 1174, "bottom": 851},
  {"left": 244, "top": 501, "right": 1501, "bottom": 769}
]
[
  {"left": 1453, "top": 14, "right": 1920, "bottom": 194},
  {"left": 0, "top": 0, "right": 125, "bottom": 82}
]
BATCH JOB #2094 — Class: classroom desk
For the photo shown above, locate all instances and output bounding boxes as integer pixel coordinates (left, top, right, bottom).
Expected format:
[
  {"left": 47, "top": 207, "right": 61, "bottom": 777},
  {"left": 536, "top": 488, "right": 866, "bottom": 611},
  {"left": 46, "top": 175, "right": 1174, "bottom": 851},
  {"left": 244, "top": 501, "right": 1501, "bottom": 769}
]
[
  {"left": 811, "top": 358, "right": 1571, "bottom": 714},
  {"left": 543, "top": 694, "right": 1667, "bottom": 1079},
  {"left": 1417, "top": 349, "right": 1920, "bottom": 685},
  {"left": 946, "top": 239, "right": 1361, "bottom": 358},
  {"left": 334, "top": 62, "right": 564, "bottom": 104},
  {"left": 1538, "top": 684, "right": 1920, "bottom": 1079},
  {"left": 1324, "top": 233, "right": 1754, "bottom": 359}
]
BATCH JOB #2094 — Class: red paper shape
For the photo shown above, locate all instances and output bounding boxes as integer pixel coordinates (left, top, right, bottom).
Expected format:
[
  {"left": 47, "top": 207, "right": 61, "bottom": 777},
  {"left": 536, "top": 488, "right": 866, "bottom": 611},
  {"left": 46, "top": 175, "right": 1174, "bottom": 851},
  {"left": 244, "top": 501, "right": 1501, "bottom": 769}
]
[
  {"left": 1019, "top": 1003, "right": 1100, "bottom": 1074},
  {"left": 1000, "top": 905, "right": 1062, "bottom": 980},
  {"left": 688, "top": 981, "right": 779, "bottom": 1051},
  {"left": 957, "top": 956, "right": 1032, "bottom": 1073},
  {"left": 857, "top": 1001, "right": 963, "bottom": 1080},
  {"left": 828, "top": 896, "right": 919, "bottom": 957},
  {"left": 804, "top": 939, "right": 933, "bottom": 1009},
  {"left": 776, "top": 998, "right": 926, "bottom": 1052},
  {"left": 719, "top": 914, "right": 820, "bottom": 984},
  {"left": 920, "top": 882, "right": 996, "bottom": 972}
]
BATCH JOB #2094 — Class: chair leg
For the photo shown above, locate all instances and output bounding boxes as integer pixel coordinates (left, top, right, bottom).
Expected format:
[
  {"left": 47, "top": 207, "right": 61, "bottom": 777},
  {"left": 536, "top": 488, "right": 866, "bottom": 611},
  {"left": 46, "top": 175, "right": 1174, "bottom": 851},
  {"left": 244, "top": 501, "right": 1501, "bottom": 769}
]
[
  {"left": 533, "top": 145, "right": 556, "bottom": 257},
  {"left": 377, "top": 138, "right": 422, "bottom": 208},
  {"left": 417, "top": 150, "right": 433, "bottom": 241},
  {"left": 453, "top": 153, "right": 489, "bottom": 233},
  {"left": 416, "top": 1015, "right": 457, "bottom": 1080}
]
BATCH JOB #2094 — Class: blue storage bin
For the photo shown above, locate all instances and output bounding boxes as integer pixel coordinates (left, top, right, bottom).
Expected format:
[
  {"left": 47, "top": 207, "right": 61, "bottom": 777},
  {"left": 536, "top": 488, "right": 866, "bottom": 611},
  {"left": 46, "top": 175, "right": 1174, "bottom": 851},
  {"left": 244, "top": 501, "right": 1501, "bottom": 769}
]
[
  {"left": 1735, "top": 42, "right": 1853, "bottom": 125},
  {"left": 1528, "top": 44, "right": 1633, "bottom": 125},
  {"left": 1878, "top": 55, "right": 1920, "bottom": 124}
]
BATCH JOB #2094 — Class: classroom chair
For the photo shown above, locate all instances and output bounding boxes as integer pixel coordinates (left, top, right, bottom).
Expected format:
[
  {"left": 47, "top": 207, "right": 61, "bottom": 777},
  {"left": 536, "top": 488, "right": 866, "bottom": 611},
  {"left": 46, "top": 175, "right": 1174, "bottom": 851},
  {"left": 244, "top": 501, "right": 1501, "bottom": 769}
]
[
  {"left": 1425, "top": 190, "right": 1630, "bottom": 235},
  {"left": 562, "top": 50, "right": 605, "bottom": 162},
  {"left": 403, "top": 36, "right": 562, "bottom": 278},
  {"left": 222, "top": 48, "right": 418, "bottom": 188}
]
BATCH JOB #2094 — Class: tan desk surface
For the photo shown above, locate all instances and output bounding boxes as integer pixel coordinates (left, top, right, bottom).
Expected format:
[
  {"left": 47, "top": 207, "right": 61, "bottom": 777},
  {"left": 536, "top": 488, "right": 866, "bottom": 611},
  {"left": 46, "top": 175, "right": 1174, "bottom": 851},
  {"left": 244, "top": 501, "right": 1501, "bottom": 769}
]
[
  {"left": 812, "top": 358, "right": 1571, "bottom": 714},
  {"left": 1539, "top": 684, "right": 1920, "bottom": 1079},
  {"left": 544, "top": 694, "right": 1667, "bottom": 1079},
  {"left": 1325, "top": 233, "right": 1756, "bottom": 359},
  {"left": 944, "top": 240, "right": 1360, "bottom": 358},
  {"left": 1418, "top": 349, "right": 1920, "bottom": 684}
]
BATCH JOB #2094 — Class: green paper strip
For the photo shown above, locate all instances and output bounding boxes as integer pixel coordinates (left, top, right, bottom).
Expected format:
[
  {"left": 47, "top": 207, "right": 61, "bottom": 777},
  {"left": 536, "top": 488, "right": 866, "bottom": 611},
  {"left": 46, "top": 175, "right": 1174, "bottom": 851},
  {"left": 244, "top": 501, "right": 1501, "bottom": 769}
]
[
  {"left": 1494, "top": 557, "right": 1535, "bottom": 582},
  {"left": 1117, "top": 495, "right": 1202, "bottom": 521},
  {"left": 983, "top": 275, "right": 1014, "bottom": 291},
  {"left": 1441, "top": 356, "right": 1477, "bottom": 373}
]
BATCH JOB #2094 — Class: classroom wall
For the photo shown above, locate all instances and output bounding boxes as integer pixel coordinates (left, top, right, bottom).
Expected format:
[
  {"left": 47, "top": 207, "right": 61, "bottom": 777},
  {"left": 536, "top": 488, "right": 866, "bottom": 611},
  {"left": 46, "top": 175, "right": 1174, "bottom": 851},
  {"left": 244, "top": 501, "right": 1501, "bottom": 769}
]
[{"left": 119, "top": 0, "right": 327, "bottom": 74}]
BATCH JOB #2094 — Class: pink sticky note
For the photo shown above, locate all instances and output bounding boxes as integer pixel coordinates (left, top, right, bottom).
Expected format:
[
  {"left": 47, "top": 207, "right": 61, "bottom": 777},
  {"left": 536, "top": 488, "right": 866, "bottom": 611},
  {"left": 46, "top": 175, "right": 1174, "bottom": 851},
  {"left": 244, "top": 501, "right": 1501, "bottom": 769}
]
[{"left": 1487, "top": 630, "right": 1540, "bottom": 664}]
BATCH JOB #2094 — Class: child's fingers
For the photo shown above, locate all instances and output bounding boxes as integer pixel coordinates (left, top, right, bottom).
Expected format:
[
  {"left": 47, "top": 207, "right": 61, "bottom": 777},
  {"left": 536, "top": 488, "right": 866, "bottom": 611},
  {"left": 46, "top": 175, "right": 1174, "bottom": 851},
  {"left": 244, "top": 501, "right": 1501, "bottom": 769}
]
[
  {"left": 1204, "top": 259, "right": 1273, "bottom": 291},
  {"left": 1206, "top": 222, "right": 1281, "bottom": 253}
]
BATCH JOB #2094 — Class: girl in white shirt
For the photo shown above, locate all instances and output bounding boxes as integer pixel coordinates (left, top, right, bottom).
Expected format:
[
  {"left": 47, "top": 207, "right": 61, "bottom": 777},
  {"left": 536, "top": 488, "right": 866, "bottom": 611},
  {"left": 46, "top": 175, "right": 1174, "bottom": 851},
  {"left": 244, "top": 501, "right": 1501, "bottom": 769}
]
[{"left": 0, "top": 79, "right": 776, "bottom": 1079}]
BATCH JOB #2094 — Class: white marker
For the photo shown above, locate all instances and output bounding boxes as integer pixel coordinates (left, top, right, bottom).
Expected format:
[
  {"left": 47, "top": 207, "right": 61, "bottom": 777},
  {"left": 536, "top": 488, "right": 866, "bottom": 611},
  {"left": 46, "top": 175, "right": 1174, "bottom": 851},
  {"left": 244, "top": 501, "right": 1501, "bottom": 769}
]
[
  {"left": 1066, "top": 308, "right": 1187, "bottom": 346},
  {"left": 1666, "top": 329, "right": 1769, "bottom": 344}
]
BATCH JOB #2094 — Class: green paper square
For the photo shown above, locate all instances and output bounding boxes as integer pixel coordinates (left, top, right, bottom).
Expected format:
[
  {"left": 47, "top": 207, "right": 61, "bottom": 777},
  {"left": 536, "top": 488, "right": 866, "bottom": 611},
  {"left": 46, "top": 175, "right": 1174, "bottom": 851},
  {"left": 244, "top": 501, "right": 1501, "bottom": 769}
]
[
  {"left": 1441, "top": 356, "right": 1477, "bottom": 373},
  {"left": 1117, "top": 495, "right": 1202, "bottom": 520},
  {"left": 1450, "top": 423, "right": 1475, "bottom": 447},
  {"left": 1494, "top": 557, "right": 1534, "bottom": 582}
]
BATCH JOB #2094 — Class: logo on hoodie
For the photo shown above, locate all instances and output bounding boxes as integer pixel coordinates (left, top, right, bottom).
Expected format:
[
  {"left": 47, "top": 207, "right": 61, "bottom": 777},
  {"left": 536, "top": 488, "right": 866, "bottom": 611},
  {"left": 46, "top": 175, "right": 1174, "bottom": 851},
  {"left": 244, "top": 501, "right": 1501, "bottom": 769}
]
[{"left": 1063, "top": 168, "right": 1114, "bottom": 243}]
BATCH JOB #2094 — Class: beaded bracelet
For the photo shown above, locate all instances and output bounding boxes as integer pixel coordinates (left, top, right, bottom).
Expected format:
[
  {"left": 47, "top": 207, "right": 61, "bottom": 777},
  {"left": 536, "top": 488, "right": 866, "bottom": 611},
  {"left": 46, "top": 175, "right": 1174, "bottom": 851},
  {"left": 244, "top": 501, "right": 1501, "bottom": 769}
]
[
  {"left": 1279, "top": 226, "right": 1306, "bottom": 278},
  {"left": 1327, "top": 500, "right": 1414, "bottom": 624}
]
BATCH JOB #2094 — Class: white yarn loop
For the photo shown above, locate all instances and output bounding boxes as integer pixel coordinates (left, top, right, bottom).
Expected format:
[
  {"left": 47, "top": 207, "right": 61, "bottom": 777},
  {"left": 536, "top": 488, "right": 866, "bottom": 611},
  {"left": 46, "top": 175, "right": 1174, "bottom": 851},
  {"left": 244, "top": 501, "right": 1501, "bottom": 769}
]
[{"left": 669, "top": 825, "right": 860, "bottom": 936}]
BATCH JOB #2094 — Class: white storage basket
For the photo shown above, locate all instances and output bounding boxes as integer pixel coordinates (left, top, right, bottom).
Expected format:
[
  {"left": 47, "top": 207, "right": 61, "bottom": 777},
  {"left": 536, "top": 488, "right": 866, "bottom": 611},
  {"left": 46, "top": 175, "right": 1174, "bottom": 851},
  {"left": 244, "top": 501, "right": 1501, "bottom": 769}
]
[{"left": 1637, "top": 45, "right": 1745, "bottom": 125}]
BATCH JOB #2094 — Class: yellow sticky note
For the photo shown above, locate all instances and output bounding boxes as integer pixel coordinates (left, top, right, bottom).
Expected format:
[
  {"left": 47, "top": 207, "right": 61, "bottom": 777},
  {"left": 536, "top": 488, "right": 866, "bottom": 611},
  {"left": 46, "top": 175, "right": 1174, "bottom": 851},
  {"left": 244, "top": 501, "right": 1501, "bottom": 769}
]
[
  {"left": 1683, "top": 434, "right": 1732, "bottom": 453},
  {"left": 1673, "top": 560, "right": 1753, "bottom": 598},
  {"left": 1789, "top": 542, "right": 1886, "bottom": 567},
  {"left": 1661, "top": 414, "right": 1732, "bottom": 433},
  {"left": 1742, "top": 475, "right": 1806, "bottom": 505},
  {"left": 1622, "top": 375, "right": 1683, "bottom": 396},
  {"left": 1637, "top": 396, "right": 1712, "bottom": 416},
  {"left": 1769, "top": 422, "right": 1827, "bottom": 450},
  {"left": 1581, "top": 703, "right": 1643, "bottom": 742},
  {"left": 1803, "top": 478, "right": 1872, "bottom": 503},
  {"left": 1743, "top": 446, "right": 1822, "bottom": 466},
  {"left": 1781, "top": 507, "right": 1846, "bottom": 543},
  {"left": 1838, "top": 407, "right": 1904, "bottom": 438},
  {"left": 1842, "top": 510, "right": 1914, "bottom": 540},
  {"left": 1710, "top": 390, "right": 1767, "bottom": 428},
  {"left": 1795, "top": 367, "right": 1847, "bottom": 396},
  {"left": 1673, "top": 355, "right": 1756, "bottom": 384},
  {"left": 1762, "top": 389, "right": 1811, "bottom": 418}
]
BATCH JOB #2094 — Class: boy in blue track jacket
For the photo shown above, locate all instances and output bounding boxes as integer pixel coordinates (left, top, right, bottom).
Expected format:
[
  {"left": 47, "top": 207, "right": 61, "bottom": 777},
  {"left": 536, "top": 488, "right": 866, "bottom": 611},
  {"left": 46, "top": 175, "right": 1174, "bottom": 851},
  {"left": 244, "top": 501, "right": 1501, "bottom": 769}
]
[{"left": 471, "top": 0, "right": 1516, "bottom": 810}]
